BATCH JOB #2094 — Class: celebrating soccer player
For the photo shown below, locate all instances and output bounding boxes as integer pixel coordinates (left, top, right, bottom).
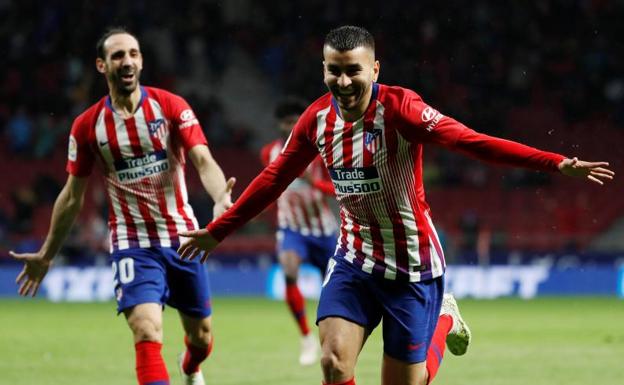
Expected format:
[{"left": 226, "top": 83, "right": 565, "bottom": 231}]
[
  {"left": 10, "top": 28, "right": 235, "bottom": 385},
  {"left": 260, "top": 98, "right": 338, "bottom": 365},
  {"left": 178, "top": 26, "right": 614, "bottom": 385}
]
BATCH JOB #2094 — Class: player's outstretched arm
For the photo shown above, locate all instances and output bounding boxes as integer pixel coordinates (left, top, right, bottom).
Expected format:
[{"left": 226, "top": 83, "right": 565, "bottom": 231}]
[
  {"left": 557, "top": 157, "right": 615, "bottom": 185},
  {"left": 10, "top": 175, "right": 89, "bottom": 297},
  {"left": 188, "top": 144, "right": 236, "bottom": 219},
  {"left": 178, "top": 229, "right": 219, "bottom": 263}
]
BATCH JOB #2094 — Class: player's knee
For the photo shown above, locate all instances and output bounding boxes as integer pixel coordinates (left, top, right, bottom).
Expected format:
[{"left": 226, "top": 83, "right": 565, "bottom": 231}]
[
  {"left": 320, "top": 350, "right": 349, "bottom": 378},
  {"left": 129, "top": 316, "right": 162, "bottom": 342},
  {"left": 188, "top": 322, "right": 212, "bottom": 347}
]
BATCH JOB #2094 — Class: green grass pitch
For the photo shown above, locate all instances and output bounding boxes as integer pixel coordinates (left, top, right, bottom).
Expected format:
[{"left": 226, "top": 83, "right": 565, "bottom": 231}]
[{"left": 1, "top": 297, "right": 622, "bottom": 385}]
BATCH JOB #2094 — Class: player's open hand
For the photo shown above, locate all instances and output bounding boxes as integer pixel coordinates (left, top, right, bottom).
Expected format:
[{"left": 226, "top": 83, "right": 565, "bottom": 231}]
[
  {"left": 178, "top": 229, "right": 219, "bottom": 263},
  {"left": 558, "top": 157, "right": 615, "bottom": 185},
  {"left": 9, "top": 251, "right": 51, "bottom": 297},
  {"left": 213, "top": 177, "right": 236, "bottom": 219}
]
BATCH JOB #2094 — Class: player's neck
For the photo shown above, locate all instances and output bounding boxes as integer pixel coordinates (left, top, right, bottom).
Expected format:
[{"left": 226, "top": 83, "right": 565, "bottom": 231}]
[{"left": 109, "top": 86, "right": 142, "bottom": 117}]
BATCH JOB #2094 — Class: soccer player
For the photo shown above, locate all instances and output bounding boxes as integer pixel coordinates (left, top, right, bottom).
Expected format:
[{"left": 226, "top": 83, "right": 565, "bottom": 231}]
[
  {"left": 9, "top": 28, "right": 235, "bottom": 385},
  {"left": 177, "top": 26, "right": 614, "bottom": 385},
  {"left": 260, "top": 98, "right": 338, "bottom": 365}
]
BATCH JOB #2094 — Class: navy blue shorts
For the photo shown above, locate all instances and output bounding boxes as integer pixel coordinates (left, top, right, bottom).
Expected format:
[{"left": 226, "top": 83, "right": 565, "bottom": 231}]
[
  {"left": 277, "top": 228, "right": 337, "bottom": 272},
  {"left": 317, "top": 257, "right": 444, "bottom": 363},
  {"left": 110, "top": 247, "right": 211, "bottom": 318}
]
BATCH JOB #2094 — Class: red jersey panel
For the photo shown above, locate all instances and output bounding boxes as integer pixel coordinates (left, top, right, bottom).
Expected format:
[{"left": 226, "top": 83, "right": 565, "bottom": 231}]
[
  {"left": 260, "top": 139, "right": 337, "bottom": 237},
  {"left": 208, "top": 83, "right": 565, "bottom": 282},
  {"left": 66, "top": 86, "right": 207, "bottom": 251}
]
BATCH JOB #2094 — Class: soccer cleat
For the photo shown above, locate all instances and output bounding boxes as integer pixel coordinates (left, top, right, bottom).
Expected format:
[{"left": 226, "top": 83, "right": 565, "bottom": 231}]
[
  {"left": 440, "top": 293, "right": 472, "bottom": 356},
  {"left": 299, "top": 333, "right": 319, "bottom": 366},
  {"left": 178, "top": 352, "right": 206, "bottom": 385}
]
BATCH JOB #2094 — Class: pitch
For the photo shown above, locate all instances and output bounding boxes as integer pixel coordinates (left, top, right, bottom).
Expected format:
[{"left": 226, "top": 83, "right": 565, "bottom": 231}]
[{"left": 0, "top": 297, "right": 622, "bottom": 385}]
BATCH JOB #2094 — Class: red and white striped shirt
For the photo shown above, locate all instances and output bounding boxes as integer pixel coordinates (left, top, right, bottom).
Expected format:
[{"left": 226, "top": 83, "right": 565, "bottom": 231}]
[
  {"left": 260, "top": 139, "right": 337, "bottom": 237},
  {"left": 66, "top": 86, "right": 207, "bottom": 252},
  {"left": 208, "top": 83, "right": 565, "bottom": 282}
]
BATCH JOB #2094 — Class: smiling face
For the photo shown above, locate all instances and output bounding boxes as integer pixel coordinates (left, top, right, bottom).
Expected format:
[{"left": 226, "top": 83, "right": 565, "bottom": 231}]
[
  {"left": 323, "top": 45, "right": 379, "bottom": 121},
  {"left": 96, "top": 33, "right": 143, "bottom": 96}
]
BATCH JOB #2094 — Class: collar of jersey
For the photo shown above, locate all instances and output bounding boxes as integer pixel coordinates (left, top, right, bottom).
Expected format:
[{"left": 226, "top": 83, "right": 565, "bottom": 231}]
[{"left": 105, "top": 86, "right": 147, "bottom": 115}]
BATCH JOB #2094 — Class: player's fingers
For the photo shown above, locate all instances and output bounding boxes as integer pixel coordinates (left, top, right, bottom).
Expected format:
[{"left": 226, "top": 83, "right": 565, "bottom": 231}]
[
  {"left": 591, "top": 170, "right": 614, "bottom": 180},
  {"left": 200, "top": 251, "right": 211, "bottom": 264},
  {"left": 31, "top": 281, "right": 41, "bottom": 297},
  {"left": 9, "top": 251, "right": 30, "bottom": 261},
  {"left": 188, "top": 248, "right": 202, "bottom": 261},
  {"left": 587, "top": 175, "right": 603, "bottom": 185},
  {"left": 16, "top": 269, "right": 26, "bottom": 284},
  {"left": 592, "top": 167, "right": 615, "bottom": 176},
  {"left": 19, "top": 280, "right": 32, "bottom": 296},
  {"left": 225, "top": 177, "right": 236, "bottom": 192},
  {"left": 178, "top": 242, "right": 193, "bottom": 259},
  {"left": 178, "top": 230, "right": 197, "bottom": 238}
]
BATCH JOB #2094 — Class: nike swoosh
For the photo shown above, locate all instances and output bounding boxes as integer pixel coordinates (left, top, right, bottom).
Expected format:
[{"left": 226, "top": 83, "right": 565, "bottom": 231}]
[
  {"left": 407, "top": 342, "right": 425, "bottom": 351},
  {"left": 99, "top": 141, "right": 109, "bottom": 146}
]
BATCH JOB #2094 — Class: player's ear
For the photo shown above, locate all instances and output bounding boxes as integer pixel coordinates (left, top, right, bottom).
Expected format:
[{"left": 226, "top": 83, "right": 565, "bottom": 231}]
[
  {"left": 95, "top": 57, "right": 106, "bottom": 74},
  {"left": 372, "top": 60, "right": 380, "bottom": 82}
]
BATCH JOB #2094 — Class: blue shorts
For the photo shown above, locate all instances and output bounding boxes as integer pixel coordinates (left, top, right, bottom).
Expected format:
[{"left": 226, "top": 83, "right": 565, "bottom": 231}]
[
  {"left": 110, "top": 247, "right": 211, "bottom": 318},
  {"left": 277, "top": 228, "right": 337, "bottom": 272},
  {"left": 317, "top": 257, "right": 444, "bottom": 363}
]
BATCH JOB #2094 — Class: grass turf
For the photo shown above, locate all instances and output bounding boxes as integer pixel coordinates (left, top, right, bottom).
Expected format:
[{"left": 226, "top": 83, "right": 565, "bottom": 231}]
[{"left": 0, "top": 297, "right": 622, "bottom": 385}]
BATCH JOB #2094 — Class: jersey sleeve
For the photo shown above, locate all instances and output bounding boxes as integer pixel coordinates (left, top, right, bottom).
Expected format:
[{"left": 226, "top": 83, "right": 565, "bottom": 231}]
[
  {"left": 207, "top": 111, "right": 319, "bottom": 240},
  {"left": 394, "top": 88, "right": 565, "bottom": 172},
  {"left": 65, "top": 115, "right": 95, "bottom": 177},
  {"left": 166, "top": 93, "right": 208, "bottom": 151}
]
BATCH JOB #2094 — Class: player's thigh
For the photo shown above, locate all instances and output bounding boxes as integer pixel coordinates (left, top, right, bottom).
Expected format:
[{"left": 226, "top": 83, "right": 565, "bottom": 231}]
[
  {"left": 379, "top": 276, "right": 444, "bottom": 364},
  {"left": 163, "top": 248, "right": 212, "bottom": 319},
  {"left": 318, "top": 257, "right": 382, "bottom": 319},
  {"left": 124, "top": 302, "right": 164, "bottom": 343},
  {"left": 111, "top": 248, "right": 168, "bottom": 314},
  {"left": 278, "top": 250, "right": 302, "bottom": 278},
  {"left": 382, "top": 354, "right": 428, "bottom": 385},
  {"left": 308, "top": 233, "right": 338, "bottom": 274}
]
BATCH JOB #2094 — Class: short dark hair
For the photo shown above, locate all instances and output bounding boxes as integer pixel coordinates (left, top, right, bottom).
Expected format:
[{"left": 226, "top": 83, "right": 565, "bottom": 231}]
[
  {"left": 96, "top": 27, "right": 138, "bottom": 59},
  {"left": 324, "top": 25, "right": 375, "bottom": 52},
  {"left": 275, "top": 97, "right": 307, "bottom": 119}
]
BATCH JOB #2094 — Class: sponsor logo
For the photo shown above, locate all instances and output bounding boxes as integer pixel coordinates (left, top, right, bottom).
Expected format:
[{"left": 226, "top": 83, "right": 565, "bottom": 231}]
[
  {"left": 329, "top": 167, "right": 383, "bottom": 195},
  {"left": 364, "top": 128, "right": 383, "bottom": 153},
  {"left": 98, "top": 140, "right": 109, "bottom": 147},
  {"left": 114, "top": 150, "right": 170, "bottom": 183},
  {"left": 421, "top": 106, "right": 444, "bottom": 132},
  {"left": 180, "top": 109, "right": 195, "bottom": 121},
  {"left": 68, "top": 135, "right": 78, "bottom": 161}
]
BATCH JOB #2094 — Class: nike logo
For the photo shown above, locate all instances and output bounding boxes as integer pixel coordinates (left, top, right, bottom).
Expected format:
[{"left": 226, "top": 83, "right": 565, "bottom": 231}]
[
  {"left": 407, "top": 342, "right": 425, "bottom": 351},
  {"left": 99, "top": 140, "right": 109, "bottom": 147}
]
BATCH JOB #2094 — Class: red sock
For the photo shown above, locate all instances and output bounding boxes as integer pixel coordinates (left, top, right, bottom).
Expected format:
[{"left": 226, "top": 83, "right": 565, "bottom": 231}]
[
  {"left": 285, "top": 281, "right": 310, "bottom": 335},
  {"left": 182, "top": 335, "right": 213, "bottom": 375},
  {"left": 322, "top": 378, "right": 356, "bottom": 385},
  {"left": 135, "top": 341, "right": 169, "bottom": 385},
  {"left": 426, "top": 315, "right": 453, "bottom": 384}
]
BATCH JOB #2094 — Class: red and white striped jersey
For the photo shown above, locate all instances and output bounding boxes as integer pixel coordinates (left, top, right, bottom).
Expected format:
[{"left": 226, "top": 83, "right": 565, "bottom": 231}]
[
  {"left": 208, "top": 83, "right": 565, "bottom": 282},
  {"left": 66, "top": 86, "right": 207, "bottom": 252},
  {"left": 260, "top": 139, "right": 337, "bottom": 237}
]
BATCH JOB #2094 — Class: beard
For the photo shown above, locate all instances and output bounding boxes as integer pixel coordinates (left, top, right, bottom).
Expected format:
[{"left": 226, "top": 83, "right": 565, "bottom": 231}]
[{"left": 108, "top": 66, "right": 141, "bottom": 95}]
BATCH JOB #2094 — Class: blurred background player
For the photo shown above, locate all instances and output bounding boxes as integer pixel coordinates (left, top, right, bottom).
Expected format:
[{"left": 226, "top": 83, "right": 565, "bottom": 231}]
[
  {"left": 260, "top": 98, "right": 338, "bottom": 365},
  {"left": 10, "top": 28, "right": 235, "bottom": 385},
  {"left": 177, "top": 25, "right": 614, "bottom": 385}
]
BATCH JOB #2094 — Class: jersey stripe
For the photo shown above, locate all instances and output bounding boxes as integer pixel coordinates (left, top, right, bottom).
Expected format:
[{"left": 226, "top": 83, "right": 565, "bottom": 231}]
[{"left": 104, "top": 109, "right": 139, "bottom": 249}]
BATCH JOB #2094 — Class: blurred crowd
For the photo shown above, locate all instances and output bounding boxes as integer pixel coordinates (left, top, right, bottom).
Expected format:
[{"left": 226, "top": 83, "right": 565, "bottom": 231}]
[{"left": 1, "top": 0, "right": 622, "bottom": 261}]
